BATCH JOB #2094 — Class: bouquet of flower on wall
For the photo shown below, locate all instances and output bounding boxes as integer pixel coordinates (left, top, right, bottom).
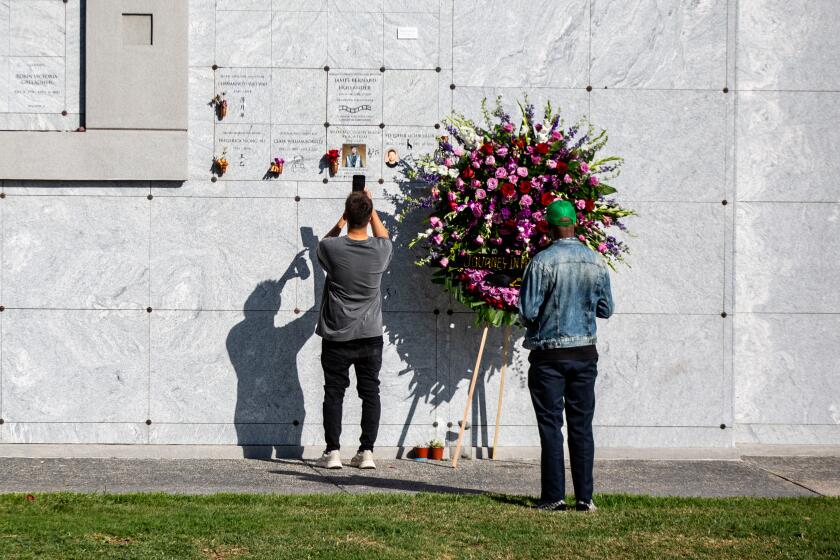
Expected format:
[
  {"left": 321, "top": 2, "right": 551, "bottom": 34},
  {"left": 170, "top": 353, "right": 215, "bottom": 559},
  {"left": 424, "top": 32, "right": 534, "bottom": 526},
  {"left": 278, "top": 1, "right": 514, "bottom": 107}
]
[{"left": 405, "top": 97, "right": 634, "bottom": 327}]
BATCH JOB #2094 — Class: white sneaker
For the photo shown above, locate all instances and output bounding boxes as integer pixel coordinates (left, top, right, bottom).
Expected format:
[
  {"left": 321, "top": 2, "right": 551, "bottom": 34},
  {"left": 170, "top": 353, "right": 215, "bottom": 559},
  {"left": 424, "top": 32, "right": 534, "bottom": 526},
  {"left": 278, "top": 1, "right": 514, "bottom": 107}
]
[
  {"left": 350, "top": 450, "right": 376, "bottom": 469},
  {"left": 314, "top": 450, "right": 342, "bottom": 469}
]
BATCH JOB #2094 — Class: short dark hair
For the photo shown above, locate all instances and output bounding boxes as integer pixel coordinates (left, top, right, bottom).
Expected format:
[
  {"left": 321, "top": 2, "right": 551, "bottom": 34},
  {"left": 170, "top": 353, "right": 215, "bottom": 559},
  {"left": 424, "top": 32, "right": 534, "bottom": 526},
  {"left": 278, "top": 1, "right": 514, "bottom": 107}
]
[
  {"left": 345, "top": 192, "right": 372, "bottom": 229},
  {"left": 387, "top": 148, "right": 397, "bottom": 155}
]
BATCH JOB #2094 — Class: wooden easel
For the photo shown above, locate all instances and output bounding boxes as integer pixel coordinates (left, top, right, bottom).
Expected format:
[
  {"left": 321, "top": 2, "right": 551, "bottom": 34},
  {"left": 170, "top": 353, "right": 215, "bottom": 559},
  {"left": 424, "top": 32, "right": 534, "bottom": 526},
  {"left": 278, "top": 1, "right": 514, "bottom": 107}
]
[{"left": 451, "top": 324, "right": 512, "bottom": 467}]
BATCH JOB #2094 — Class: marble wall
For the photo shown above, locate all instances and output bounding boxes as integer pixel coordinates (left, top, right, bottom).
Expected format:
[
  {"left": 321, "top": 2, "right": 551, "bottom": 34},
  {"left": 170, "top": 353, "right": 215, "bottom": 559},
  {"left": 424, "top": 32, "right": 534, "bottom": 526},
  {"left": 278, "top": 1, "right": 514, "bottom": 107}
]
[{"left": 0, "top": 0, "right": 837, "bottom": 450}]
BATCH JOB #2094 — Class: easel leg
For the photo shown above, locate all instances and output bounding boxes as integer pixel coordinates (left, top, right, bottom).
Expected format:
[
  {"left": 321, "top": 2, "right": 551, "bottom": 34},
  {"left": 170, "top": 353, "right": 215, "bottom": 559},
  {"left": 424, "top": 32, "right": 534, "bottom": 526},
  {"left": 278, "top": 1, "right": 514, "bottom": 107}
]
[
  {"left": 452, "top": 325, "right": 489, "bottom": 468},
  {"left": 491, "top": 325, "right": 511, "bottom": 460}
]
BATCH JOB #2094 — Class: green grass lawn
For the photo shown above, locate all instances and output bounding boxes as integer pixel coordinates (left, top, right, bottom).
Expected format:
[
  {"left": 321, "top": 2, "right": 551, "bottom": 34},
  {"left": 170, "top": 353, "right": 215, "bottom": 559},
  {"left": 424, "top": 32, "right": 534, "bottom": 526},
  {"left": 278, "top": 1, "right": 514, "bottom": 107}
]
[{"left": 0, "top": 493, "right": 838, "bottom": 559}]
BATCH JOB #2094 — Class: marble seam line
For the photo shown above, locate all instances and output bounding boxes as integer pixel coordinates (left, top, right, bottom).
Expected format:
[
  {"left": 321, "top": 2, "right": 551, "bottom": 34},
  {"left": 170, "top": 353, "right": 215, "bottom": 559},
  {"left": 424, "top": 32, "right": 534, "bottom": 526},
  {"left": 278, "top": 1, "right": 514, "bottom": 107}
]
[{"left": 743, "top": 461, "right": 823, "bottom": 496}]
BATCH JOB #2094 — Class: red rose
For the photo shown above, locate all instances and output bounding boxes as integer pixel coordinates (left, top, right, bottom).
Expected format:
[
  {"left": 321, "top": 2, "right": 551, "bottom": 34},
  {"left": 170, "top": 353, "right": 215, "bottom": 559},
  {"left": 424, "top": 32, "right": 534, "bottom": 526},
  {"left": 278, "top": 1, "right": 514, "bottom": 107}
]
[
  {"left": 585, "top": 199, "right": 595, "bottom": 212},
  {"left": 515, "top": 138, "right": 526, "bottom": 149},
  {"left": 480, "top": 142, "right": 494, "bottom": 155},
  {"left": 555, "top": 161, "right": 568, "bottom": 173},
  {"left": 537, "top": 220, "right": 550, "bottom": 233},
  {"left": 461, "top": 167, "right": 474, "bottom": 179},
  {"left": 449, "top": 201, "right": 458, "bottom": 210},
  {"left": 500, "top": 182, "right": 516, "bottom": 198},
  {"left": 535, "top": 143, "right": 549, "bottom": 155},
  {"left": 541, "top": 192, "right": 557, "bottom": 206},
  {"left": 518, "top": 180, "right": 532, "bottom": 194}
]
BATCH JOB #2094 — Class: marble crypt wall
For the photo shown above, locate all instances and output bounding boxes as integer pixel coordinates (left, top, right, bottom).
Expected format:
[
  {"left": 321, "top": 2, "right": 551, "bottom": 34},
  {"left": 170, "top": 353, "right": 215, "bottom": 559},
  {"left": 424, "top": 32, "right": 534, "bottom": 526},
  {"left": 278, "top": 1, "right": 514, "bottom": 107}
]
[{"left": 0, "top": 0, "right": 838, "bottom": 450}]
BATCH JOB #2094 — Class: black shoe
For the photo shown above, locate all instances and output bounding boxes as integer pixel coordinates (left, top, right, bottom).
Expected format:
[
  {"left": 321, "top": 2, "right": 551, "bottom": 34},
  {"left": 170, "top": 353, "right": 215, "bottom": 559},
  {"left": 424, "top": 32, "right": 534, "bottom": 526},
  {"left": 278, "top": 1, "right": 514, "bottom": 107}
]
[
  {"left": 575, "top": 500, "right": 597, "bottom": 512},
  {"left": 531, "top": 500, "right": 566, "bottom": 511}
]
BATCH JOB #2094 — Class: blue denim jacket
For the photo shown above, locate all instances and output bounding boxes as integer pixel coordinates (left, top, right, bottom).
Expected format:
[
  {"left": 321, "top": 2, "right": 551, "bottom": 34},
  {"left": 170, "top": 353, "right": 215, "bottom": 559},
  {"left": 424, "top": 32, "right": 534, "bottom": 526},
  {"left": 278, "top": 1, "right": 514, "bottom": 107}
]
[{"left": 518, "top": 238, "right": 614, "bottom": 350}]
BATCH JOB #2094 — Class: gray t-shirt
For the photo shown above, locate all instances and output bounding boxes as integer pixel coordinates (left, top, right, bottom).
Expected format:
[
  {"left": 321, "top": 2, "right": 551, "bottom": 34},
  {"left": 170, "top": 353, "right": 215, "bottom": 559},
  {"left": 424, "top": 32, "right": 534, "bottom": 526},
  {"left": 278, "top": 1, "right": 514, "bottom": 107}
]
[{"left": 316, "top": 235, "right": 393, "bottom": 341}]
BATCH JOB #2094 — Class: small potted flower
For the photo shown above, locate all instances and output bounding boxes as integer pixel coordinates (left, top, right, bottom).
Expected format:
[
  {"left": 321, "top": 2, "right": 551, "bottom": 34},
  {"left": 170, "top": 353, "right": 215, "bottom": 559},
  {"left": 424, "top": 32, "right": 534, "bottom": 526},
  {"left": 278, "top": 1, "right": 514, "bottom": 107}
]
[
  {"left": 326, "top": 149, "right": 340, "bottom": 175},
  {"left": 428, "top": 438, "right": 445, "bottom": 461},
  {"left": 213, "top": 149, "right": 229, "bottom": 176},
  {"left": 413, "top": 442, "right": 429, "bottom": 460},
  {"left": 269, "top": 157, "right": 284, "bottom": 176},
  {"left": 210, "top": 92, "right": 228, "bottom": 120}
]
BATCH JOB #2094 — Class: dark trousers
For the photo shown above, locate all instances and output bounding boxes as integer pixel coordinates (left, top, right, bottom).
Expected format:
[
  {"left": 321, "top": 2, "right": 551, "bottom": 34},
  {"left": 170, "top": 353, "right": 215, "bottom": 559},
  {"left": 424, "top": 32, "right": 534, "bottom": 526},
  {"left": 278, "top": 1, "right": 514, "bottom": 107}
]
[
  {"left": 528, "top": 357, "right": 598, "bottom": 503},
  {"left": 321, "top": 336, "right": 383, "bottom": 453}
]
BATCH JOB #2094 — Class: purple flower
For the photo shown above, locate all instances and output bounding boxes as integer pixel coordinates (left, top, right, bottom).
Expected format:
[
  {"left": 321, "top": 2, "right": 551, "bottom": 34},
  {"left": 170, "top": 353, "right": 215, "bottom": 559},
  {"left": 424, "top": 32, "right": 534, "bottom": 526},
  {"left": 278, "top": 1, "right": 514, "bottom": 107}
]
[
  {"left": 455, "top": 177, "right": 465, "bottom": 189},
  {"left": 475, "top": 188, "right": 487, "bottom": 200},
  {"left": 517, "top": 167, "right": 528, "bottom": 177},
  {"left": 471, "top": 202, "right": 484, "bottom": 217},
  {"left": 531, "top": 156, "right": 542, "bottom": 165},
  {"left": 502, "top": 123, "right": 514, "bottom": 132},
  {"left": 500, "top": 207, "right": 512, "bottom": 220},
  {"left": 487, "top": 177, "right": 499, "bottom": 190}
]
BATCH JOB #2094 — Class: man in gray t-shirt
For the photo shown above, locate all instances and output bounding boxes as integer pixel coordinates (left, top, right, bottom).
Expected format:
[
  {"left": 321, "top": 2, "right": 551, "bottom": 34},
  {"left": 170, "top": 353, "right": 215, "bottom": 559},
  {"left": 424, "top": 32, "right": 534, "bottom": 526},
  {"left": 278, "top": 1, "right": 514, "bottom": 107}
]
[{"left": 314, "top": 190, "right": 392, "bottom": 470}]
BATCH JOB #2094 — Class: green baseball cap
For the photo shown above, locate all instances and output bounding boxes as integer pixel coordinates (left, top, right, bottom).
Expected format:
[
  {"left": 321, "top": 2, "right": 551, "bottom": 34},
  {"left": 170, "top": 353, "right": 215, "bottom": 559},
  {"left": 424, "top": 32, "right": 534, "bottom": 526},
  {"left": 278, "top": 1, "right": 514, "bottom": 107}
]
[{"left": 546, "top": 199, "right": 577, "bottom": 227}]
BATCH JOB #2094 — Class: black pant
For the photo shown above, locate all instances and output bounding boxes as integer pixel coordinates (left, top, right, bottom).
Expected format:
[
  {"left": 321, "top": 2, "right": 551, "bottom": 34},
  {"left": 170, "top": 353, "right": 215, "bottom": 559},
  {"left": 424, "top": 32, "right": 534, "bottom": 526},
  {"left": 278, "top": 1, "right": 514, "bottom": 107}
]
[
  {"left": 321, "top": 336, "right": 383, "bottom": 453},
  {"left": 528, "top": 356, "right": 598, "bottom": 503}
]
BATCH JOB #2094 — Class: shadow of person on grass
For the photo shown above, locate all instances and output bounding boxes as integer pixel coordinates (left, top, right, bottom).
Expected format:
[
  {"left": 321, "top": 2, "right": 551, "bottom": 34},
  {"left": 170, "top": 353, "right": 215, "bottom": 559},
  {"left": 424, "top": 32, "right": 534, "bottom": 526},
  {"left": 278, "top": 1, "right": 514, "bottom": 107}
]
[
  {"left": 228, "top": 227, "right": 323, "bottom": 459},
  {"left": 267, "top": 468, "right": 484, "bottom": 495}
]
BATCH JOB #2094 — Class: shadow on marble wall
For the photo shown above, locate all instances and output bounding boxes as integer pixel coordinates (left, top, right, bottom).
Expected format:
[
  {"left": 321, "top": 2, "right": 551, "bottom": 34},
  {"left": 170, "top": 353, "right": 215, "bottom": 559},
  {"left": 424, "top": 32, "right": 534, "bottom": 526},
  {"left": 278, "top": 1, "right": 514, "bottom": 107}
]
[{"left": 227, "top": 227, "right": 320, "bottom": 458}]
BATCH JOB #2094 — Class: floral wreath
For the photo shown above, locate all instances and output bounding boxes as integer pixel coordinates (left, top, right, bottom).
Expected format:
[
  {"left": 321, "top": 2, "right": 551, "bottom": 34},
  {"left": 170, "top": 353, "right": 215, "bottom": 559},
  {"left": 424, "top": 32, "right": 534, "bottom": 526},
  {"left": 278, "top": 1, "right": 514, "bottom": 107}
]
[{"left": 404, "top": 98, "right": 634, "bottom": 327}]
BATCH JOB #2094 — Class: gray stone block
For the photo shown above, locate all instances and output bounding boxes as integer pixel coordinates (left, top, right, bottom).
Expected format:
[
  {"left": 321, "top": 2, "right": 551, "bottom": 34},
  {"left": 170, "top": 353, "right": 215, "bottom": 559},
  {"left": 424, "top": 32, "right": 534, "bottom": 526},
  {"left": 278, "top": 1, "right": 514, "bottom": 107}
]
[
  {"left": 590, "top": 0, "right": 727, "bottom": 89},
  {"left": 328, "top": 12, "right": 383, "bottom": 69},
  {"left": 384, "top": 12, "right": 439, "bottom": 69},
  {"left": 215, "top": 10, "right": 270, "bottom": 68},
  {"left": 3, "top": 196, "right": 149, "bottom": 308},
  {"left": 271, "top": 11, "right": 327, "bottom": 68},
  {"left": 4, "top": 422, "right": 148, "bottom": 445},
  {"left": 383, "top": 71, "right": 439, "bottom": 125},
  {"left": 453, "top": 0, "right": 588, "bottom": 88},
  {"left": 1, "top": 310, "right": 149, "bottom": 423},
  {"left": 737, "top": 0, "right": 840, "bottom": 90},
  {"left": 272, "top": 69, "right": 327, "bottom": 124},
  {"left": 189, "top": 0, "right": 216, "bottom": 68},
  {"left": 10, "top": 0, "right": 65, "bottom": 57},
  {"left": 736, "top": 92, "right": 840, "bottom": 202},
  {"left": 452, "top": 86, "right": 589, "bottom": 126}
]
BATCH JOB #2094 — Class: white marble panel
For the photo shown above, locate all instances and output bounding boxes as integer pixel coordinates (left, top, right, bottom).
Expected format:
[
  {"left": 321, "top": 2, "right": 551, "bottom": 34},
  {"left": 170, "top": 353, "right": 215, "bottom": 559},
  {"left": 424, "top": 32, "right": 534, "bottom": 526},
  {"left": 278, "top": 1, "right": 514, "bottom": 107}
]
[
  {"left": 327, "top": 12, "right": 383, "bottom": 69},
  {"left": 735, "top": 424, "right": 840, "bottom": 446},
  {"left": 0, "top": 56, "right": 8, "bottom": 112},
  {"left": 8, "top": 56, "right": 65, "bottom": 113},
  {"left": 384, "top": 0, "right": 438, "bottom": 12},
  {"left": 151, "top": 310, "right": 314, "bottom": 428},
  {"left": 438, "top": 0, "right": 453, "bottom": 70},
  {"left": 188, "top": 67, "right": 215, "bottom": 180},
  {"left": 217, "top": 0, "right": 269, "bottom": 10},
  {"left": 189, "top": 0, "right": 215, "bottom": 68},
  {"left": 383, "top": 70, "right": 438, "bottom": 125},
  {"left": 152, "top": 179, "right": 296, "bottom": 199},
  {"left": 1, "top": 310, "right": 148, "bottom": 422},
  {"left": 736, "top": 92, "right": 840, "bottom": 202},
  {"left": 271, "top": 11, "right": 327, "bottom": 68},
  {"left": 273, "top": 0, "right": 326, "bottom": 11},
  {"left": 452, "top": 87, "right": 590, "bottom": 129},
  {"left": 270, "top": 124, "right": 327, "bottom": 181},
  {"left": 594, "top": 426, "right": 731, "bottom": 448},
  {"left": 0, "top": 2, "right": 8, "bottom": 57},
  {"left": 0, "top": 112, "right": 79, "bottom": 131},
  {"left": 611, "top": 202, "right": 724, "bottom": 315},
  {"left": 216, "top": 68, "right": 272, "bottom": 124},
  {"left": 326, "top": 125, "right": 383, "bottom": 181},
  {"left": 453, "top": 0, "right": 588, "bottom": 88},
  {"left": 10, "top": 0, "right": 65, "bottom": 57},
  {"left": 735, "top": 203, "right": 840, "bottom": 313},
  {"left": 4, "top": 422, "right": 148, "bottom": 444},
  {"left": 737, "top": 0, "right": 840, "bottom": 90},
  {"left": 327, "top": 69, "right": 382, "bottom": 126},
  {"left": 64, "top": 0, "right": 81, "bottom": 113},
  {"left": 215, "top": 10, "right": 270, "bottom": 68},
  {"left": 381, "top": 125, "right": 438, "bottom": 183},
  {"left": 214, "top": 123, "right": 271, "bottom": 180},
  {"left": 271, "top": 68, "right": 326, "bottom": 124},
  {"left": 383, "top": 13, "right": 439, "bottom": 69},
  {"left": 328, "top": 0, "right": 383, "bottom": 13},
  {"left": 150, "top": 197, "right": 299, "bottom": 311},
  {"left": 597, "top": 314, "right": 726, "bottom": 427},
  {"left": 3, "top": 196, "right": 149, "bottom": 308},
  {"left": 590, "top": 0, "right": 726, "bottom": 89},
  {"left": 149, "top": 423, "right": 309, "bottom": 446},
  {"left": 590, "top": 89, "right": 726, "bottom": 202},
  {"left": 735, "top": 313, "right": 840, "bottom": 426},
  {"left": 3, "top": 179, "right": 148, "bottom": 196}
]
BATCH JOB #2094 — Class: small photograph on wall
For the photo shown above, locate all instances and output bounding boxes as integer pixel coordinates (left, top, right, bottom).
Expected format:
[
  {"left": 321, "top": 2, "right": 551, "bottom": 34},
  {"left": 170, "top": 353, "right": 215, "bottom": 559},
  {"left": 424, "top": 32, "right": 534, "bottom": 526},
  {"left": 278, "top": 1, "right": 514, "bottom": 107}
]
[
  {"left": 384, "top": 147, "right": 400, "bottom": 169},
  {"left": 342, "top": 144, "right": 366, "bottom": 169}
]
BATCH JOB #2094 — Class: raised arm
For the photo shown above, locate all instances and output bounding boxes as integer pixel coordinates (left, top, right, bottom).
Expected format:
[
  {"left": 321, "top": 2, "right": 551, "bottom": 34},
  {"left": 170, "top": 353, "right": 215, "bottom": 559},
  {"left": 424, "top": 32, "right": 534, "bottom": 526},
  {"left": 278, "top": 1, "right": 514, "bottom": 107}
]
[
  {"left": 366, "top": 189, "right": 390, "bottom": 239},
  {"left": 324, "top": 215, "right": 346, "bottom": 239}
]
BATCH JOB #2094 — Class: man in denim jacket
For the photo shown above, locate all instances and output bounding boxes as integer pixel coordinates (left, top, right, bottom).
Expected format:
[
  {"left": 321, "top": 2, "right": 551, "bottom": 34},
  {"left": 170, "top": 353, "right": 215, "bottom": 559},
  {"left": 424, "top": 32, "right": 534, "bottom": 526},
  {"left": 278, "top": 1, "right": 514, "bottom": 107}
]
[{"left": 518, "top": 199, "right": 614, "bottom": 512}]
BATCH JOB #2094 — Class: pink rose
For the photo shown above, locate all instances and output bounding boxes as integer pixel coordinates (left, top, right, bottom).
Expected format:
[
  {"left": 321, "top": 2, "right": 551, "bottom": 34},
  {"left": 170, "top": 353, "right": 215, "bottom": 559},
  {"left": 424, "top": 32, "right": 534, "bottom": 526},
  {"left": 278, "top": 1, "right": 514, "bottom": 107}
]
[
  {"left": 495, "top": 167, "right": 508, "bottom": 179},
  {"left": 517, "top": 167, "right": 528, "bottom": 177},
  {"left": 502, "top": 123, "right": 514, "bottom": 132},
  {"left": 550, "top": 131, "right": 563, "bottom": 141},
  {"left": 429, "top": 216, "right": 442, "bottom": 228},
  {"left": 546, "top": 159, "right": 557, "bottom": 169},
  {"left": 484, "top": 155, "right": 496, "bottom": 166},
  {"left": 439, "top": 257, "right": 449, "bottom": 267},
  {"left": 432, "top": 234, "right": 443, "bottom": 245},
  {"left": 486, "top": 177, "right": 499, "bottom": 190},
  {"left": 597, "top": 243, "right": 607, "bottom": 253},
  {"left": 578, "top": 235, "right": 585, "bottom": 242},
  {"left": 453, "top": 147, "right": 463, "bottom": 156},
  {"left": 564, "top": 174, "right": 573, "bottom": 184},
  {"left": 455, "top": 177, "right": 465, "bottom": 189},
  {"left": 496, "top": 146, "right": 508, "bottom": 157},
  {"left": 475, "top": 235, "right": 485, "bottom": 245},
  {"left": 475, "top": 188, "right": 487, "bottom": 199},
  {"left": 580, "top": 162, "right": 589, "bottom": 173},
  {"left": 444, "top": 158, "right": 454, "bottom": 167},
  {"left": 589, "top": 175, "right": 600, "bottom": 186},
  {"left": 520, "top": 194, "right": 533, "bottom": 207},
  {"left": 471, "top": 179, "right": 481, "bottom": 188},
  {"left": 575, "top": 199, "right": 586, "bottom": 210}
]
